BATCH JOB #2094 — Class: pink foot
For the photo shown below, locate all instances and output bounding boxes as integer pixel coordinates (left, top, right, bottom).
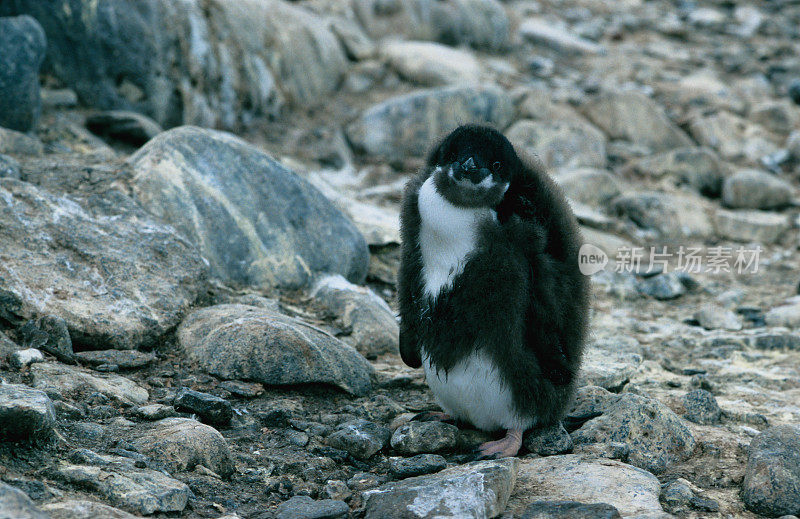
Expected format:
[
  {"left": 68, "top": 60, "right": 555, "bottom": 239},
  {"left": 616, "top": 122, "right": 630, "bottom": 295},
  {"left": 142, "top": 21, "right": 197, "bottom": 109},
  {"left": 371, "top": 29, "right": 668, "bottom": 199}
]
[
  {"left": 474, "top": 429, "right": 523, "bottom": 460},
  {"left": 411, "top": 411, "right": 454, "bottom": 423}
]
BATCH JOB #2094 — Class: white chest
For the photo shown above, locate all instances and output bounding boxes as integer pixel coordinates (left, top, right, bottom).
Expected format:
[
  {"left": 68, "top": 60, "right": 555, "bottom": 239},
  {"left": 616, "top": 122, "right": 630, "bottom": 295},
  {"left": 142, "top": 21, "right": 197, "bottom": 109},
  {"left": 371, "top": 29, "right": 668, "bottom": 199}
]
[{"left": 417, "top": 176, "right": 491, "bottom": 301}]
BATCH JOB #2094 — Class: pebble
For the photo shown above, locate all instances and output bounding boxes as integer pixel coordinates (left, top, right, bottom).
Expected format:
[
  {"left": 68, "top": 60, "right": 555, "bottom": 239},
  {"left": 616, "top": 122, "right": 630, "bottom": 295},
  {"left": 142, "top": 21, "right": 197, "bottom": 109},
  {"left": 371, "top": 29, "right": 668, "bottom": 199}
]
[
  {"left": 9, "top": 348, "right": 45, "bottom": 370},
  {"left": 523, "top": 423, "right": 573, "bottom": 456},
  {"left": 636, "top": 272, "right": 687, "bottom": 300},
  {"left": 388, "top": 454, "right": 447, "bottom": 478},
  {"left": 681, "top": 389, "right": 723, "bottom": 424},
  {"left": 136, "top": 404, "right": 177, "bottom": 421},
  {"left": 390, "top": 421, "right": 458, "bottom": 455},
  {"left": 325, "top": 419, "right": 391, "bottom": 460},
  {"left": 74, "top": 350, "right": 156, "bottom": 370},
  {"left": 520, "top": 501, "right": 621, "bottom": 519},
  {"left": 693, "top": 304, "right": 743, "bottom": 331},
  {"left": 173, "top": 387, "right": 233, "bottom": 426},
  {"left": 275, "top": 495, "right": 349, "bottom": 519}
]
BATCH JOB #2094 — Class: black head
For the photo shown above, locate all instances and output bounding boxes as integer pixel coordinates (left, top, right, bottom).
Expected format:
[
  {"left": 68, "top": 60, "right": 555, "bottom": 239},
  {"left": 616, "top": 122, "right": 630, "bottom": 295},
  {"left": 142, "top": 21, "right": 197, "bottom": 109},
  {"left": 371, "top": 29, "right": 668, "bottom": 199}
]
[{"left": 426, "top": 125, "right": 520, "bottom": 208}]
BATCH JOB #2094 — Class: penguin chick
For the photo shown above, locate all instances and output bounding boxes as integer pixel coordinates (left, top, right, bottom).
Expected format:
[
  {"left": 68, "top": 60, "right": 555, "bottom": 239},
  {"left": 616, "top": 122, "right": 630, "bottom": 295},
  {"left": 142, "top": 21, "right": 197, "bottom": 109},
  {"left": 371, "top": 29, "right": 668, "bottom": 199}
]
[{"left": 398, "top": 124, "right": 590, "bottom": 459}]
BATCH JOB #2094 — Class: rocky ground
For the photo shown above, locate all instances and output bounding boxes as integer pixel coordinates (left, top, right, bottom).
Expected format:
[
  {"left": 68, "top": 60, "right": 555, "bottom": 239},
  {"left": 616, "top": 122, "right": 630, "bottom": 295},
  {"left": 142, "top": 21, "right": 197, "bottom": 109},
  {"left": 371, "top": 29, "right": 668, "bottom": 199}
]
[{"left": 2, "top": 0, "right": 800, "bottom": 518}]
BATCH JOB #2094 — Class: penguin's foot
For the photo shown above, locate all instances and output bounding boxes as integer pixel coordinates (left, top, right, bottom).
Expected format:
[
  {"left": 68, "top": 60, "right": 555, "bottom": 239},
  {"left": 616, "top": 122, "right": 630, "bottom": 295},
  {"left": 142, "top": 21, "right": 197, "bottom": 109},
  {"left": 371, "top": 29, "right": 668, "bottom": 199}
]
[
  {"left": 474, "top": 429, "right": 523, "bottom": 460},
  {"left": 411, "top": 411, "right": 454, "bottom": 424}
]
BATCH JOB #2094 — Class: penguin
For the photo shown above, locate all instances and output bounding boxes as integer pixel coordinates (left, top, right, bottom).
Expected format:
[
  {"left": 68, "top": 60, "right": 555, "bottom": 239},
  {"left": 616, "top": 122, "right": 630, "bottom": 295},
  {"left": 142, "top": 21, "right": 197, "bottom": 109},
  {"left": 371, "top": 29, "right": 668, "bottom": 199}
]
[{"left": 398, "top": 124, "right": 590, "bottom": 459}]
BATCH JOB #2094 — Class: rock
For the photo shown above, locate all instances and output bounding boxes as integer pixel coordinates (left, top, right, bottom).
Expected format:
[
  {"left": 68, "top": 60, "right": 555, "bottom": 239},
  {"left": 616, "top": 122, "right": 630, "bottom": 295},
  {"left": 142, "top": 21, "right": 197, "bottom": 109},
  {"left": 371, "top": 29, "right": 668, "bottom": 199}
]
[
  {"left": 0, "top": 154, "right": 21, "bottom": 178},
  {"left": 173, "top": 387, "right": 233, "bottom": 426},
  {"left": 0, "top": 16, "right": 46, "bottom": 131},
  {"left": 217, "top": 380, "right": 264, "bottom": 399},
  {"left": 722, "top": 169, "right": 793, "bottom": 209},
  {"left": 136, "top": 404, "right": 177, "bottom": 421},
  {"left": 519, "top": 18, "right": 604, "bottom": 55},
  {"left": 363, "top": 458, "right": 517, "bottom": 519},
  {"left": 523, "top": 423, "right": 573, "bottom": 456},
  {"left": 688, "top": 111, "right": 780, "bottom": 162},
  {"left": 275, "top": 495, "right": 349, "bottom": 519},
  {"left": 41, "top": 500, "right": 139, "bottom": 519},
  {"left": 9, "top": 348, "right": 44, "bottom": 370},
  {"left": 388, "top": 454, "right": 448, "bottom": 478},
  {"left": 311, "top": 275, "right": 398, "bottom": 359},
  {"left": 51, "top": 453, "right": 189, "bottom": 515},
  {"left": 579, "top": 341, "right": 642, "bottom": 390},
  {"left": 390, "top": 421, "right": 458, "bottom": 455},
  {"left": 611, "top": 191, "right": 714, "bottom": 239},
  {"left": 31, "top": 362, "right": 148, "bottom": 406},
  {"left": 661, "top": 478, "right": 719, "bottom": 514},
  {"left": 742, "top": 425, "right": 800, "bottom": 517},
  {"left": 1, "top": 0, "right": 347, "bottom": 129},
  {"left": 565, "top": 386, "right": 618, "bottom": 430},
  {"left": 178, "top": 304, "right": 374, "bottom": 396},
  {"left": 381, "top": 41, "right": 481, "bottom": 86},
  {"left": 681, "top": 389, "right": 723, "bottom": 424},
  {"left": 41, "top": 88, "right": 78, "bottom": 108},
  {"left": 765, "top": 302, "right": 800, "bottom": 328},
  {"left": 326, "top": 419, "right": 391, "bottom": 460},
  {"left": 753, "top": 333, "right": 800, "bottom": 351},
  {"left": 630, "top": 147, "right": 725, "bottom": 197},
  {"left": 0, "top": 178, "right": 207, "bottom": 349},
  {"left": 0, "top": 127, "right": 43, "bottom": 155},
  {"left": 345, "top": 85, "right": 513, "bottom": 161},
  {"left": 130, "top": 126, "right": 368, "bottom": 289},
  {"left": 506, "top": 119, "right": 607, "bottom": 170},
  {"left": 790, "top": 81, "right": 800, "bottom": 105},
  {"left": 0, "top": 384, "right": 56, "bottom": 443},
  {"left": 505, "top": 455, "right": 663, "bottom": 518},
  {"left": 74, "top": 350, "right": 156, "bottom": 369},
  {"left": 554, "top": 169, "right": 622, "bottom": 207},
  {"left": 583, "top": 91, "right": 692, "bottom": 152},
  {"left": 714, "top": 209, "right": 789, "bottom": 244},
  {"left": 572, "top": 394, "right": 696, "bottom": 474},
  {"left": 751, "top": 101, "right": 800, "bottom": 135},
  {"left": 19, "top": 315, "right": 74, "bottom": 363},
  {"left": 520, "top": 501, "right": 621, "bottom": 519},
  {"left": 324, "top": 480, "right": 352, "bottom": 502},
  {"left": 693, "top": 305, "right": 743, "bottom": 331},
  {"left": 0, "top": 482, "right": 48, "bottom": 519},
  {"left": 636, "top": 273, "right": 687, "bottom": 300},
  {"left": 131, "top": 417, "right": 234, "bottom": 478},
  {"left": 85, "top": 111, "right": 163, "bottom": 146}
]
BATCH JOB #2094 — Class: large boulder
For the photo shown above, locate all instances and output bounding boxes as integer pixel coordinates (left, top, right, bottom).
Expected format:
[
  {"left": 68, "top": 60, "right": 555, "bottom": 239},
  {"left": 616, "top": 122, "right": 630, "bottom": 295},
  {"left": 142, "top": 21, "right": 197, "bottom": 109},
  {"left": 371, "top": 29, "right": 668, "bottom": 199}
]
[
  {"left": 0, "top": 0, "right": 347, "bottom": 129},
  {"left": 345, "top": 85, "right": 514, "bottom": 161},
  {"left": 0, "top": 16, "right": 46, "bottom": 132},
  {"left": 178, "top": 304, "right": 374, "bottom": 396},
  {"left": 742, "top": 425, "right": 800, "bottom": 517},
  {"left": 130, "top": 126, "right": 368, "bottom": 289},
  {"left": 0, "top": 178, "right": 208, "bottom": 350}
]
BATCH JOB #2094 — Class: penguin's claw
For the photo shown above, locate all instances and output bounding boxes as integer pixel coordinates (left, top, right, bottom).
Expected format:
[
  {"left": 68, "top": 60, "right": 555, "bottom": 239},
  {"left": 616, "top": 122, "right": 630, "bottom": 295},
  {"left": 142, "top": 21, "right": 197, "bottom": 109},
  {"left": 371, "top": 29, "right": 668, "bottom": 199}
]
[
  {"left": 411, "top": 411, "right": 454, "bottom": 423},
  {"left": 473, "top": 429, "right": 523, "bottom": 460}
]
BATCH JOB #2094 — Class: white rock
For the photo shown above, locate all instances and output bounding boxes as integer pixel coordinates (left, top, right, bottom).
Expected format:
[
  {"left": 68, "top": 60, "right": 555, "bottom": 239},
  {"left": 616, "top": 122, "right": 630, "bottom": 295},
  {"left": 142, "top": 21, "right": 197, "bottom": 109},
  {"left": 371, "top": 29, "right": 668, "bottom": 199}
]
[{"left": 9, "top": 348, "right": 44, "bottom": 370}]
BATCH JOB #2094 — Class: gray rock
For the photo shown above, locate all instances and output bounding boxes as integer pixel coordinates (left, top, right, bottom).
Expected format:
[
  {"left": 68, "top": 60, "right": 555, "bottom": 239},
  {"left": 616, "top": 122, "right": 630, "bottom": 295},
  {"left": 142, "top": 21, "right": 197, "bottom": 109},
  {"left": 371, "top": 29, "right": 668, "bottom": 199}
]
[
  {"left": 326, "top": 419, "right": 391, "bottom": 460},
  {"left": 743, "top": 425, "right": 800, "bottom": 517},
  {"left": 751, "top": 100, "right": 800, "bottom": 135},
  {"left": 41, "top": 88, "right": 78, "bottom": 108},
  {"left": 1, "top": 0, "right": 346, "bottom": 129},
  {"left": 753, "top": 333, "right": 800, "bottom": 351},
  {"left": 19, "top": 315, "right": 74, "bottom": 363},
  {"left": 275, "top": 495, "right": 349, "bottom": 519},
  {"left": 388, "top": 454, "right": 448, "bottom": 478},
  {"left": 693, "top": 304, "right": 743, "bottom": 331},
  {"left": 0, "top": 482, "right": 48, "bottom": 519},
  {"left": 521, "top": 501, "right": 621, "bottom": 519},
  {"left": 390, "top": 421, "right": 458, "bottom": 455},
  {"left": 178, "top": 304, "right": 374, "bottom": 396},
  {"left": 173, "top": 387, "right": 233, "bottom": 426},
  {"left": 681, "top": 389, "right": 723, "bottom": 424},
  {"left": 565, "top": 386, "right": 618, "bottom": 429},
  {"left": 630, "top": 147, "right": 724, "bottom": 197},
  {"left": 0, "top": 127, "right": 43, "bottom": 155},
  {"left": 31, "top": 362, "right": 149, "bottom": 406},
  {"left": 765, "top": 303, "right": 800, "bottom": 328},
  {"left": 74, "top": 350, "right": 156, "bottom": 369},
  {"left": 324, "top": 480, "right": 352, "bottom": 502},
  {"left": 130, "top": 126, "right": 368, "bottom": 289},
  {"left": 611, "top": 191, "right": 714, "bottom": 239},
  {"left": 85, "top": 110, "right": 163, "bottom": 146},
  {"left": 519, "top": 18, "right": 604, "bottom": 55},
  {"left": 8, "top": 348, "right": 44, "bottom": 370},
  {"left": 131, "top": 417, "right": 234, "bottom": 478},
  {"left": 579, "top": 344, "right": 642, "bottom": 391},
  {"left": 714, "top": 209, "right": 789, "bottom": 244},
  {"left": 722, "top": 169, "right": 793, "bottom": 209},
  {"left": 51, "top": 453, "right": 189, "bottom": 515},
  {"left": 523, "top": 423, "right": 573, "bottom": 456},
  {"left": 363, "top": 459, "right": 517, "bottom": 519},
  {"left": 636, "top": 273, "right": 688, "bottom": 300},
  {"left": 554, "top": 168, "right": 622, "bottom": 207},
  {"left": 0, "top": 384, "right": 56, "bottom": 444},
  {"left": 0, "top": 16, "right": 46, "bottom": 131},
  {"left": 572, "top": 394, "right": 696, "bottom": 474},
  {"left": 583, "top": 91, "right": 692, "bottom": 152},
  {"left": 345, "top": 85, "right": 513, "bottom": 161},
  {"left": 661, "top": 478, "right": 720, "bottom": 514},
  {"left": 0, "top": 154, "right": 20, "bottom": 179},
  {"left": 136, "top": 404, "right": 177, "bottom": 421},
  {"left": 381, "top": 41, "right": 481, "bottom": 86},
  {"left": 507, "top": 119, "right": 607, "bottom": 170},
  {"left": 0, "top": 178, "right": 208, "bottom": 350},
  {"left": 41, "top": 500, "right": 139, "bottom": 519},
  {"left": 311, "top": 275, "right": 398, "bottom": 359},
  {"left": 688, "top": 111, "right": 780, "bottom": 162},
  {"left": 505, "top": 455, "right": 664, "bottom": 518}
]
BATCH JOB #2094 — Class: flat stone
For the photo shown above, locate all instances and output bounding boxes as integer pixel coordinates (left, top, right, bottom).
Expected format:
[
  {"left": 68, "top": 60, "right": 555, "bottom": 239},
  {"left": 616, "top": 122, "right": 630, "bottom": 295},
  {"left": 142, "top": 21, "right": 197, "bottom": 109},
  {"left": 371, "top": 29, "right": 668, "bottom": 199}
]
[
  {"left": 178, "top": 304, "right": 374, "bottom": 396},
  {"left": 521, "top": 501, "right": 621, "bottom": 519},
  {"left": 41, "top": 500, "right": 139, "bottom": 519},
  {"left": 345, "top": 85, "right": 513, "bottom": 161},
  {"left": 693, "top": 304, "right": 743, "bottom": 331},
  {"left": 0, "top": 127, "right": 43, "bottom": 155},
  {"left": 136, "top": 404, "right": 177, "bottom": 421},
  {"left": 390, "top": 421, "right": 458, "bottom": 455},
  {"left": 688, "top": 111, "right": 780, "bottom": 162},
  {"left": 714, "top": 209, "right": 789, "bottom": 244},
  {"left": 275, "top": 495, "right": 349, "bottom": 519},
  {"left": 636, "top": 273, "right": 687, "bottom": 300},
  {"left": 742, "top": 425, "right": 800, "bottom": 516},
  {"left": 31, "top": 362, "right": 148, "bottom": 406},
  {"left": 326, "top": 419, "right": 391, "bottom": 460},
  {"left": 381, "top": 41, "right": 481, "bottom": 86},
  {"left": 389, "top": 454, "right": 448, "bottom": 478},
  {"left": 217, "top": 380, "right": 265, "bottom": 398},
  {"left": 630, "top": 147, "right": 724, "bottom": 197},
  {"left": 752, "top": 333, "right": 800, "bottom": 351},
  {"left": 130, "top": 126, "right": 368, "bottom": 289},
  {"left": 0, "top": 16, "right": 46, "bottom": 132},
  {"left": 130, "top": 417, "right": 234, "bottom": 478},
  {"left": 519, "top": 18, "right": 604, "bottom": 55},
  {"left": 505, "top": 455, "right": 664, "bottom": 518},
  {"left": 579, "top": 347, "right": 642, "bottom": 391},
  {"left": 363, "top": 459, "right": 517, "bottom": 519},
  {"left": 0, "top": 482, "right": 48, "bottom": 519},
  {"left": 722, "top": 169, "right": 793, "bottom": 209},
  {"left": 554, "top": 168, "right": 622, "bottom": 207},
  {"left": 74, "top": 350, "right": 156, "bottom": 369},
  {"left": 0, "top": 384, "right": 56, "bottom": 444},
  {"left": 611, "top": 191, "right": 714, "bottom": 239},
  {"left": 507, "top": 119, "right": 607, "bottom": 170},
  {"left": 173, "top": 387, "right": 233, "bottom": 426},
  {"left": 572, "top": 394, "right": 696, "bottom": 474},
  {"left": 765, "top": 303, "right": 800, "bottom": 328}
]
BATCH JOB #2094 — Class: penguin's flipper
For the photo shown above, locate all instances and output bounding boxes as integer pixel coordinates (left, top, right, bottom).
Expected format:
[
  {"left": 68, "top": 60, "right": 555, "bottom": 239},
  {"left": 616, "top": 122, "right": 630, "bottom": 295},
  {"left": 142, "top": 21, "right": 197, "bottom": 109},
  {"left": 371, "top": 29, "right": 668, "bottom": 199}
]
[{"left": 399, "top": 328, "right": 422, "bottom": 368}]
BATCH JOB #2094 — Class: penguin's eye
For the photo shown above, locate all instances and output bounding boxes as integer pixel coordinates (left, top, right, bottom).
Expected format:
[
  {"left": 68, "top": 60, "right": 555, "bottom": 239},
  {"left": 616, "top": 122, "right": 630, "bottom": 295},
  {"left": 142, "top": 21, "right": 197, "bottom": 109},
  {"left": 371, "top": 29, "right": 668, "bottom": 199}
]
[{"left": 492, "top": 161, "right": 502, "bottom": 172}]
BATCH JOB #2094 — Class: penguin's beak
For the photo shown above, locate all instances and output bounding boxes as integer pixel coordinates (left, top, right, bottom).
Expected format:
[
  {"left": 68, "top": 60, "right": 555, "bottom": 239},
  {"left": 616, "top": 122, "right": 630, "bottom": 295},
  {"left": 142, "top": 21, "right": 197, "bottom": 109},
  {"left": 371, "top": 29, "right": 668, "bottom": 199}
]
[{"left": 453, "top": 158, "right": 490, "bottom": 184}]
